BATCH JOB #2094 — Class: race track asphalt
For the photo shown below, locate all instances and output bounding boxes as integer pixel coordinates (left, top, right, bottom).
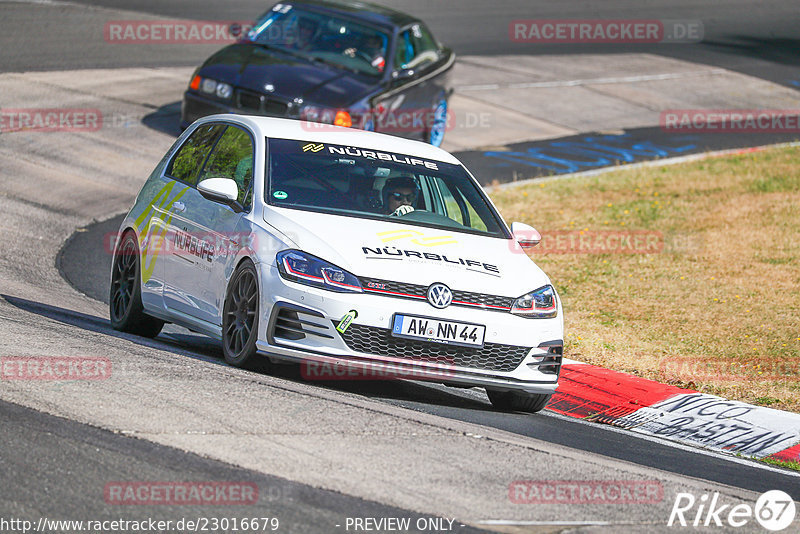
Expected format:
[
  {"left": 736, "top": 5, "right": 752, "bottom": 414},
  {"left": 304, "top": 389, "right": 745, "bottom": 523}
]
[
  {"left": 57, "top": 214, "right": 800, "bottom": 503},
  {"left": 2, "top": 0, "right": 800, "bottom": 530}
]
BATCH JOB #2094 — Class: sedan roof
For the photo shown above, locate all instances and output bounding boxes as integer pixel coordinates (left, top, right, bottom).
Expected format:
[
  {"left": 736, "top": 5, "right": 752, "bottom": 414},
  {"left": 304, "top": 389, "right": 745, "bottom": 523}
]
[{"left": 290, "top": 0, "right": 419, "bottom": 30}]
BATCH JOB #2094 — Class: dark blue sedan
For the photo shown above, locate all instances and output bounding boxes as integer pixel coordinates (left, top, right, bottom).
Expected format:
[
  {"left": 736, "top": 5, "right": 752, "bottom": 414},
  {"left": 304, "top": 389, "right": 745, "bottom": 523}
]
[{"left": 181, "top": 0, "right": 455, "bottom": 146}]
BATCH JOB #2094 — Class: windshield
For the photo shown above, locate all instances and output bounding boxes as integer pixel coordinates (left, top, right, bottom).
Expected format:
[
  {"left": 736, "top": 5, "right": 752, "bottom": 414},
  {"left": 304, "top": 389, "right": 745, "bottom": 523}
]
[
  {"left": 246, "top": 4, "right": 389, "bottom": 76},
  {"left": 266, "top": 138, "right": 510, "bottom": 238}
]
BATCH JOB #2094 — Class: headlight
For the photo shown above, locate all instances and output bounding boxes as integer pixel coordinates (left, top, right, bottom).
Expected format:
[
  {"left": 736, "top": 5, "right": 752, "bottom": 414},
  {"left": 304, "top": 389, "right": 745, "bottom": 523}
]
[
  {"left": 299, "top": 105, "right": 353, "bottom": 127},
  {"left": 299, "top": 105, "right": 323, "bottom": 122},
  {"left": 511, "top": 285, "right": 557, "bottom": 318},
  {"left": 276, "top": 250, "right": 362, "bottom": 293},
  {"left": 215, "top": 82, "right": 233, "bottom": 99},
  {"left": 201, "top": 78, "right": 217, "bottom": 94},
  {"left": 190, "top": 75, "right": 233, "bottom": 100}
]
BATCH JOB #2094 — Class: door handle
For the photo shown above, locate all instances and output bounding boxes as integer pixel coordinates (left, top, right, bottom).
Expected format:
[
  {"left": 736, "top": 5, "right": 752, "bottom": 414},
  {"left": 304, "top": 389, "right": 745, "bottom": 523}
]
[{"left": 172, "top": 201, "right": 186, "bottom": 212}]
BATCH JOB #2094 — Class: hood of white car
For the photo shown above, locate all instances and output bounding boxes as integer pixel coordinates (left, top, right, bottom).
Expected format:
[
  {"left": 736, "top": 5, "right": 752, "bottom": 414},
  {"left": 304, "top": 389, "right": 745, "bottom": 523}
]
[{"left": 264, "top": 207, "right": 549, "bottom": 297}]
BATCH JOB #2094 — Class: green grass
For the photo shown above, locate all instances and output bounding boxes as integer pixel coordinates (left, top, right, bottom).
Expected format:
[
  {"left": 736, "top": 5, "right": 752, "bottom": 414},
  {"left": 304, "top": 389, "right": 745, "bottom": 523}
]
[
  {"left": 490, "top": 146, "right": 800, "bottom": 412},
  {"left": 759, "top": 456, "right": 800, "bottom": 473}
]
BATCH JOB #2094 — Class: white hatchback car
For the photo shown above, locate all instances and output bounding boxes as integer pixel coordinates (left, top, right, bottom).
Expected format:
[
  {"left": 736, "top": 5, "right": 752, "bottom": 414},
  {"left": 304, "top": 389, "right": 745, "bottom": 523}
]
[{"left": 110, "top": 115, "right": 563, "bottom": 412}]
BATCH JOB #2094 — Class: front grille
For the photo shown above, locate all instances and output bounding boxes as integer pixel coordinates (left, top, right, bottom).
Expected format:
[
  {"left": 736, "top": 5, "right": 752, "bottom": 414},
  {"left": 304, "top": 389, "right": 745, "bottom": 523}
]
[
  {"left": 360, "top": 277, "right": 514, "bottom": 311},
  {"left": 235, "top": 89, "right": 289, "bottom": 116},
  {"left": 237, "top": 90, "right": 262, "bottom": 112},
  {"left": 264, "top": 99, "right": 289, "bottom": 116},
  {"left": 361, "top": 278, "right": 427, "bottom": 300},
  {"left": 452, "top": 289, "right": 514, "bottom": 310},
  {"left": 339, "top": 324, "right": 530, "bottom": 372}
]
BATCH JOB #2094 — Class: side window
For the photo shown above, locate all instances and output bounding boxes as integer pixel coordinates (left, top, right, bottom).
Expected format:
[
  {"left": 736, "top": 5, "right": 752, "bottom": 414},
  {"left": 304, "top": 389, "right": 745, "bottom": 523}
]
[
  {"left": 394, "top": 24, "right": 439, "bottom": 71},
  {"left": 394, "top": 30, "right": 414, "bottom": 70},
  {"left": 411, "top": 24, "right": 439, "bottom": 59},
  {"left": 435, "top": 179, "right": 465, "bottom": 226},
  {"left": 166, "top": 124, "right": 225, "bottom": 186},
  {"left": 463, "top": 198, "right": 487, "bottom": 232},
  {"left": 198, "top": 126, "right": 255, "bottom": 210},
  {"left": 426, "top": 176, "right": 488, "bottom": 232}
]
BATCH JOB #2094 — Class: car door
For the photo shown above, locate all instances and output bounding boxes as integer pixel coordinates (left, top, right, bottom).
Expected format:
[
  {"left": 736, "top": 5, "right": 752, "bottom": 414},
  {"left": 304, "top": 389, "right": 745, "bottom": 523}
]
[
  {"left": 163, "top": 123, "right": 255, "bottom": 326},
  {"left": 373, "top": 23, "right": 445, "bottom": 141},
  {"left": 140, "top": 123, "right": 224, "bottom": 312}
]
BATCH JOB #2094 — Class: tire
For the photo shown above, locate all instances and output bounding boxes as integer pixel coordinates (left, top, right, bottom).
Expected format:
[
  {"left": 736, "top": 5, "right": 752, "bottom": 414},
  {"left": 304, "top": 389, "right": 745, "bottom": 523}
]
[
  {"left": 428, "top": 96, "right": 448, "bottom": 147},
  {"left": 486, "top": 389, "right": 552, "bottom": 413},
  {"left": 222, "top": 260, "right": 262, "bottom": 369},
  {"left": 109, "top": 231, "right": 165, "bottom": 338}
]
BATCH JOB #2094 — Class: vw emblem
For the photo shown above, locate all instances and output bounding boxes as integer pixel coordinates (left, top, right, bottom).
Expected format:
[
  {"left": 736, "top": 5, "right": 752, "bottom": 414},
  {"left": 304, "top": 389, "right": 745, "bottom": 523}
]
[{"left": 427, "top": 283, "right": 452, "bottom": 309}]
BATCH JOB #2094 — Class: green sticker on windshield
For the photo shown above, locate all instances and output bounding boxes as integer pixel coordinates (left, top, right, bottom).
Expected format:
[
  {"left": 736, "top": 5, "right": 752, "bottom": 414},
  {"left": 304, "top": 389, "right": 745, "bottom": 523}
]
[{"left": 273, "top": 190, "right": 288, "bottom": 200}]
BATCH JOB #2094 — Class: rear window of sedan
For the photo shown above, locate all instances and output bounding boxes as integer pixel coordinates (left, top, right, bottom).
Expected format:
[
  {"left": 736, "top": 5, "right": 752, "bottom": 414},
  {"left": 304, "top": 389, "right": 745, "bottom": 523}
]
[{"left": 265, "top": 138, "right": 510, "bottom": 239}]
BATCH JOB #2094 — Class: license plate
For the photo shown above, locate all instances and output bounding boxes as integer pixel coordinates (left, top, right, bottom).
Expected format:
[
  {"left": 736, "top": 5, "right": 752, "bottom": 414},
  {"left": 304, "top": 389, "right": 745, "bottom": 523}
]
[{"left": 391, "top": 314, "right": 485, "bottom": 348}]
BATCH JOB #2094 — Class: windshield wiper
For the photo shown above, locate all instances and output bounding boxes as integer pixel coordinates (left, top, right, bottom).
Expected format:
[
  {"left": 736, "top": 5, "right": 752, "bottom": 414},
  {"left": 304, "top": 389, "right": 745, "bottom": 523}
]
[
  {"left": 251, "top": 43, "right": 365, "bottom": 75},
  {"left": 254, "top": 42, "right": 309, "bottom": 61},
  {"left": 307, "top": 55, "right": 363, "bottom": 75}
]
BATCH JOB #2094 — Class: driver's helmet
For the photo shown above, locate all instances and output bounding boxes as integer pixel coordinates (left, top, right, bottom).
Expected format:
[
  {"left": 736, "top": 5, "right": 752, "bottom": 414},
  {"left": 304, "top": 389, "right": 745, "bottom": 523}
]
[
  {"left": 297, "top": 17, "right": 318, "bottom": 36},
  {"left": 362, "top": 33, "right": 384, "bottom": 53},
  {"left": 382, "top": 176, "right": 420, "bottom": 209}
]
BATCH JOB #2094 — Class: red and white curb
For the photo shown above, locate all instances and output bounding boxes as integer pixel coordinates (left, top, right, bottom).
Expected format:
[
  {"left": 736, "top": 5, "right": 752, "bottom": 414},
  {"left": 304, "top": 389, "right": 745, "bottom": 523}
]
[{"left": 549, "top": 359, "right": 800, "bottom": 465}]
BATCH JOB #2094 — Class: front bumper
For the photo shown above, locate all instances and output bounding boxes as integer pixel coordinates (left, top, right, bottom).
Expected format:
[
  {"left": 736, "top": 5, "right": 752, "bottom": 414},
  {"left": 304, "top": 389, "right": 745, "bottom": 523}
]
[
  {"left": 256, "top": 264, "right": 563, "bottom": 394},
  {"left": 181, "top": 92, "right": 236, "bottom": 129},
  {"left": 181, "top": 90, "right": 295, "bottom": 130}
]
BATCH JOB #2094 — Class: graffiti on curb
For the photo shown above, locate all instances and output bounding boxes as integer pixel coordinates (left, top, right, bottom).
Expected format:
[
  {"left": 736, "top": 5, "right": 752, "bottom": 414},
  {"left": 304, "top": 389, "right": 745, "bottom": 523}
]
[
  {"left": 614, "top": 393, "right": 800, "bottom": 457},
  {"left": 482, "top": 134, "right": 697, "bottom": 174}
]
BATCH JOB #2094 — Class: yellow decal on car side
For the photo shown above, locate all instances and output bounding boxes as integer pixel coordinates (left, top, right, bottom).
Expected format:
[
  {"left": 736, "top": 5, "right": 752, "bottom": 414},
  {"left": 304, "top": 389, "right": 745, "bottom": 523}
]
[{"left": 134, "top": 181, "right": 189, "bottom": 283}]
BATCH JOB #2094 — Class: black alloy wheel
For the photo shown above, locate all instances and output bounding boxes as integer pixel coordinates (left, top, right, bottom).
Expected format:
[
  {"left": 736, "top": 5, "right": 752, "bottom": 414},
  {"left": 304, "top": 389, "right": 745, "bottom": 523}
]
[
  {"left": 222, "top": 261, "right": 261, "bottom": 368},
  {"left": 109, "top": 231, "right": 164, "bottom": 338}
]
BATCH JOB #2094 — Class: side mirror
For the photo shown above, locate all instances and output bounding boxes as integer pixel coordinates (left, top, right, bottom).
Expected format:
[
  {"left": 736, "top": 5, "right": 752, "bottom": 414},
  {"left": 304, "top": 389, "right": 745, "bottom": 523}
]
[
  {"left": 392, "top": 68, "right": 415, "bottom": 82},
  {"left": 197, "top": 178, "right": 243, "bottom": 212},
  {"left": 511, "top": 221, "right": 541, "bottom": 249}
]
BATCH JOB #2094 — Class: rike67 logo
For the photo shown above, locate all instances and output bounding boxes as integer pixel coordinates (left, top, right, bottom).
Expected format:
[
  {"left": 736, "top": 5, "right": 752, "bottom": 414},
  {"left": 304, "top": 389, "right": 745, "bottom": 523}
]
[{"left": 668, "top": 490, "right": 796, "bottom": 531}]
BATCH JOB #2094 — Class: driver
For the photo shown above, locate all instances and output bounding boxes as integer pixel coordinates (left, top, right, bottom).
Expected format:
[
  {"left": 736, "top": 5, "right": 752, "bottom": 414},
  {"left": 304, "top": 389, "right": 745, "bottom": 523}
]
[
  {"left": 343, "top": 33, "right": 386, "bottom": 72},
  {"left": 362, "top": 33, "right": 386, "bottom": 72},
  {"left": 382, "top": 176, "right": 419, "bottom": 216},
  {"left": 294, "top": 17, "right": 318, "bottom": 50}
]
